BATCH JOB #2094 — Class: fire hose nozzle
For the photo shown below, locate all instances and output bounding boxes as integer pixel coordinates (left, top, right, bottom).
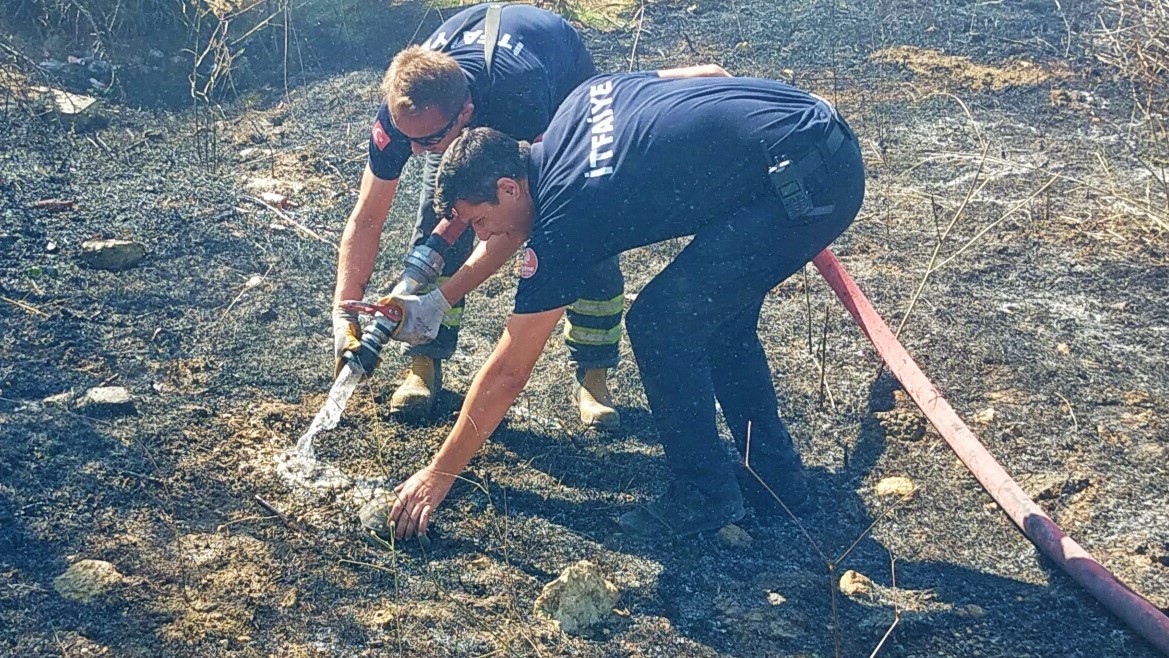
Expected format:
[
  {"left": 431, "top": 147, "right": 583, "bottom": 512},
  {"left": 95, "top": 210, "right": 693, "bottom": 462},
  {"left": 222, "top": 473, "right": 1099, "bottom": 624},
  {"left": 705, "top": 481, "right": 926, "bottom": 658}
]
[
  {"left": 398, "top": 243, "right": 446, "bottom": 296},
  {"left": 338, "top": 300, "right": 403, "bottom": 376}
]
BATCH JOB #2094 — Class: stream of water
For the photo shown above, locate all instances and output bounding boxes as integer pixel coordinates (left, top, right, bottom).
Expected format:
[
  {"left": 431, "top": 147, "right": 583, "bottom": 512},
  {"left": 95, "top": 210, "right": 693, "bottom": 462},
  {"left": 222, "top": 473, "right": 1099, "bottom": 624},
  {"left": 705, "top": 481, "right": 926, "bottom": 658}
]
[{"left": 275, "top": 361, "right": 387, "bottom": 500}]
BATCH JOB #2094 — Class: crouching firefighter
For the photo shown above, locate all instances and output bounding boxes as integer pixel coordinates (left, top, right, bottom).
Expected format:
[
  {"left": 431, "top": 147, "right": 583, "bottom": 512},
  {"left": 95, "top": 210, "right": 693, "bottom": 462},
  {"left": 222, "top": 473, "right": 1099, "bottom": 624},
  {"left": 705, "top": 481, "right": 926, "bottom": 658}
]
[
  {"left": 332, "top": 2, "right": 623, "bottom": 427},
  {"left": 376, "top": 70, "right": 865, "bottom": 541}
]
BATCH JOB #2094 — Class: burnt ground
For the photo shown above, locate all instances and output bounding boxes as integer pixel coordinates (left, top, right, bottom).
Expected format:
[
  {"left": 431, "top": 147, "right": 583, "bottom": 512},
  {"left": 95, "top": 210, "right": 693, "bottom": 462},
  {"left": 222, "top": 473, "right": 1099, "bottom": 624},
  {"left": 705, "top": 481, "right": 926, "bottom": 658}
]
[{"left": 2, "top": 0, "right": 1169, "bottom": 656}]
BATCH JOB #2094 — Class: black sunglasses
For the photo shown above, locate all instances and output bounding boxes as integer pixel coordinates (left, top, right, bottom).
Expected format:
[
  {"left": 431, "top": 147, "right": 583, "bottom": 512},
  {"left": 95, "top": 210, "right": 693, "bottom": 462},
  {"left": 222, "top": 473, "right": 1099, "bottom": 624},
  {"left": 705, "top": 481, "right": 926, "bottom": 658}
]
[{"left": 405, "top": 112, "right": 460, "bottom": 148}]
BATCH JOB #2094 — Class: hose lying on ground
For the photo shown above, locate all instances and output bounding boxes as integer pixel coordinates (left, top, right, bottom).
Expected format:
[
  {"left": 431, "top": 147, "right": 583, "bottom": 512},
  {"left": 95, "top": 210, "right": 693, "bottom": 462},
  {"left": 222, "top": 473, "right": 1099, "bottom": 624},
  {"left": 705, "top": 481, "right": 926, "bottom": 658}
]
[{"left": 812, "top": 248, "right": 1169, "bottom": 656}]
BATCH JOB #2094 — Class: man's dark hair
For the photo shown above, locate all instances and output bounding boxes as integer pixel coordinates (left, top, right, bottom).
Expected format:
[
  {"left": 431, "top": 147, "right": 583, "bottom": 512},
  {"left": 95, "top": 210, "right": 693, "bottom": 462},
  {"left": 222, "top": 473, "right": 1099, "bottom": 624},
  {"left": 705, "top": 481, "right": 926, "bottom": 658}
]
[{"left": 434, "top": 127, "right": 530, "bottom": 218}]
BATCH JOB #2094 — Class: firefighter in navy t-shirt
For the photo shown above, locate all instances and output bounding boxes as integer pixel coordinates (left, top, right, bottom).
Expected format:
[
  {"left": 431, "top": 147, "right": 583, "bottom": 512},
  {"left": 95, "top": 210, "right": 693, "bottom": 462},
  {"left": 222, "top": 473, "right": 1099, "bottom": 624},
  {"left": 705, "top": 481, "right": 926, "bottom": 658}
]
[
  {"left": 378, "top": 69, "right": 866, "bottom": 541},
  {"left": 332, "top": 3, "right": 622, "bottom": 428}
]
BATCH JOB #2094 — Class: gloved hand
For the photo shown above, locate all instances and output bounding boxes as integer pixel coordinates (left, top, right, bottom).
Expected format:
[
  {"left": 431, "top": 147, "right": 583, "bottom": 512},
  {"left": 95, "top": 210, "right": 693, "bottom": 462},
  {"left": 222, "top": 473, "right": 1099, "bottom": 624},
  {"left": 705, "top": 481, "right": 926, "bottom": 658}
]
[
  {"left": 381, "top": 289, "right": 450, "bottom": 346},
  {"left": 332, "top": 305, "right": 363, "bottom": 378}
]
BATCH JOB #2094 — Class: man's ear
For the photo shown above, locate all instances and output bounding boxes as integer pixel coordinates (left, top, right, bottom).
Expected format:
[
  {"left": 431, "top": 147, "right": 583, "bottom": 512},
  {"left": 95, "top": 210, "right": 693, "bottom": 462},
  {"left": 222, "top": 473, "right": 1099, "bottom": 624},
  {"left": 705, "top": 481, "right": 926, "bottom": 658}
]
[
  {"left": 459, "top": 99, "right": 475, "bottom": 125},
  {"left": 497, "top": 177, "right": 520, "bottom": 200}
]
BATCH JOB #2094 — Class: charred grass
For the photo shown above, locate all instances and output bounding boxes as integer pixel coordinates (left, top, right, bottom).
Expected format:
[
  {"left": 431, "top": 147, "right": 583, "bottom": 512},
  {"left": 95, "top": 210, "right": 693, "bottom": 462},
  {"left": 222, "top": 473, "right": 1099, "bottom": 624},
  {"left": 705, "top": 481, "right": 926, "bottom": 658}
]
[{"left": 2, "top": 0, "right": 1168, "bottom": 656}]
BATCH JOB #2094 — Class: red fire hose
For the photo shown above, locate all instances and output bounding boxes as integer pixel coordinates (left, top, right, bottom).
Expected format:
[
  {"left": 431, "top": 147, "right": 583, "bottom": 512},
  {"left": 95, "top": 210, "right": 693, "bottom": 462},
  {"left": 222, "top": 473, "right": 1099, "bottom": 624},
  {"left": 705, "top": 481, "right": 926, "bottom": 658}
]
[{"left": 812, "top": 248, "right": 1169, "bottom": 655}]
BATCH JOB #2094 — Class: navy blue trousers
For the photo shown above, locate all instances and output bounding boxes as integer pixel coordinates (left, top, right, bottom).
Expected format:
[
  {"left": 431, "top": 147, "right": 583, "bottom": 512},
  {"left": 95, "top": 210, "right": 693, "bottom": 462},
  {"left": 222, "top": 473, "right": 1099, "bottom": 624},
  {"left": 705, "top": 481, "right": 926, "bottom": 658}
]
[{"left": 625, "top": 133, "right": 865, "bottom": 499}]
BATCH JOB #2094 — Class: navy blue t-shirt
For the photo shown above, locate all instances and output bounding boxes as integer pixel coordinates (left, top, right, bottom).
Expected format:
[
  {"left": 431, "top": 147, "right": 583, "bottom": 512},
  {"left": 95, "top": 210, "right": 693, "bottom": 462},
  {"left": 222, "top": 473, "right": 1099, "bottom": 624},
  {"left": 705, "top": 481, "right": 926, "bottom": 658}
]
[
  {"left": 515, "top": 73, "right": 838, "bottom": 314},
  {"left": 367, "top": 4, "right": 596, "bottom": 181}
]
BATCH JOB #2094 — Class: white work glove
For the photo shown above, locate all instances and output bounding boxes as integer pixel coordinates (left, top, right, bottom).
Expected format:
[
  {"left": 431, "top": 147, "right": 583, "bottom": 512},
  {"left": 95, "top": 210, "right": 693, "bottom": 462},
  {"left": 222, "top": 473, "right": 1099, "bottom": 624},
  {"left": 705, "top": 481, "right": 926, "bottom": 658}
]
[
  {"left": 332, "top": 305, "right": 362, "bottom": 378},
  {"left": 382, "top": 289, "right": 451, "bottom": 346}
]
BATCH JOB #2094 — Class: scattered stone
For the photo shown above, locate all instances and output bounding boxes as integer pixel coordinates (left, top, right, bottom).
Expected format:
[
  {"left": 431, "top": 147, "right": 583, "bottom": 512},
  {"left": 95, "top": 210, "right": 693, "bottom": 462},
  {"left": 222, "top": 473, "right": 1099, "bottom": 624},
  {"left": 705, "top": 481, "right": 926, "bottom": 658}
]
[
  {"left": 875, "top": 476, "right": 916, "bottom": 498},
  {"left": 259, "top": 191, "right": 297, "bottom": 209},
  {"left": 45, "top": 240, "right": 58, "bottom": 253},
  {"left": 29, "top": 87, "right": 107, "bottom": 131},
  {"left": 838, "top": 570, "right": 874, "bottom": 597},
  {"left": 1056, "top": 342, "right": 1071, "bottom": 355},
  {"left": 46, "top": 631, "right": 111, "bottom": 657},
  {"left": 956, "top": 603, "right": 986, "bottom": 619},
  {"left": 54, "top": 559, "right": 124, "bottom": 602},
  {"left": 972, "top": 407, "right": 995, "bottom": 425},
  {"left": 80, "top": 239, "right": 146, "bottom": 271},
  {"left": 43, "top": 391, "right": 73, "bottom": 405},
  {"left": 534, "top": 560, "right": 620, "bottom": 634},
  {"left": 767, "top": 592, "right": 786, "bottom": 606},
  {"left": 717, "top": 523, "right": 753, "bottom": 548},
  {"left": 76, "top": 386, "right": 135, "bottom": 416}
]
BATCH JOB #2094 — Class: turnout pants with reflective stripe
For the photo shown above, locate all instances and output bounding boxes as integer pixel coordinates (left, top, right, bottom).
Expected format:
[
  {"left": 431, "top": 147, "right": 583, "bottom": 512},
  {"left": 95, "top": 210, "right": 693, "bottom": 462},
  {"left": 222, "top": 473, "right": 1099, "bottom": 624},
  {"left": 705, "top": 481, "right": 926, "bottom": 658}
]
[
  {"left": 624, "top": 131, "right": 864, "bottom": 499},
  {"left": 404, "top": 152, "right": 623, "bottom": 369}
]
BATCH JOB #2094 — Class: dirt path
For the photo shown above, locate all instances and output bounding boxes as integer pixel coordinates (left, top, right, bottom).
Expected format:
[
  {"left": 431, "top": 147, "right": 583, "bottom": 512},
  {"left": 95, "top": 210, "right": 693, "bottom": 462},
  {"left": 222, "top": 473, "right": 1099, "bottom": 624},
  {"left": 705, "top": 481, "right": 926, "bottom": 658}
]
[{"left": 2, "top": 1, "right": 1167, "bottom": 656}]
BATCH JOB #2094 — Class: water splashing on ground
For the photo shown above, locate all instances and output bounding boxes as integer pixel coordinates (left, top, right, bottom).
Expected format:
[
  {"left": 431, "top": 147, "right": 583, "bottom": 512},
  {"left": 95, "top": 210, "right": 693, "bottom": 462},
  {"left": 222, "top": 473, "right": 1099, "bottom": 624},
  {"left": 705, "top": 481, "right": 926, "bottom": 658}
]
[
  {"left": 275, "top": 361, "right": 388, "bottom": 500},
  {"left": 295, "top": 361, "right": 364, "bottom": 459}
]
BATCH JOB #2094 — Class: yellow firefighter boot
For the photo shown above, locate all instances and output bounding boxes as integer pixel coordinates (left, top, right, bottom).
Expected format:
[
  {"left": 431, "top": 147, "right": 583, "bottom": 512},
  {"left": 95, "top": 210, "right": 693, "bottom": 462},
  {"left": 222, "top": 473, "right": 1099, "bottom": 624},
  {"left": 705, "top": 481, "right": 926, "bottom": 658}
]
[
  {"left": 574, "top": 368, "right": 620, "bottom": 429},
  {"left": 389, "top": 356, "right": 442, "bottom": 418}
]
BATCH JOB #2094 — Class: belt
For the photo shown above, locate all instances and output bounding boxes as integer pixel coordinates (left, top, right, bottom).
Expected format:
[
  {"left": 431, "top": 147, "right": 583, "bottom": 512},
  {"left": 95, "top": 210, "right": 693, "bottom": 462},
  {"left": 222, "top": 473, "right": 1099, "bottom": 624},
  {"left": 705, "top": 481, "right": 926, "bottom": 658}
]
[{"left": 778, "top": 121, "right": 850, "bottom": 184}]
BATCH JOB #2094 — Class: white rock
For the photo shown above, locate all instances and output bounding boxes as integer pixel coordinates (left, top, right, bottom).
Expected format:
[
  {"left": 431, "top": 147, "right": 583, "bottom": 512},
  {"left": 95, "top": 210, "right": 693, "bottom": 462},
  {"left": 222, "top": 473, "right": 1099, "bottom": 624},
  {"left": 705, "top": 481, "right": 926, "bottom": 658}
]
[
  {"left": 874, "top": 476, "right": 916, "bottom": 497},
  {"left": 533, "top": 560, "right": 620, "bottom": 634},
  {"left": 76, "top": 386, "right": 135, "bottom": 415},
  {"left": 54, "top": 560, "right": 124, "bottom": 602},
  {"left": 717, "top": 523, "right": 754, "bottom": 548},
  {"left": 80, "top": 239, "right": 146, "bottom": 271},
  {"left": 839, "top": 570, "right": 873, "bottom": 597}
]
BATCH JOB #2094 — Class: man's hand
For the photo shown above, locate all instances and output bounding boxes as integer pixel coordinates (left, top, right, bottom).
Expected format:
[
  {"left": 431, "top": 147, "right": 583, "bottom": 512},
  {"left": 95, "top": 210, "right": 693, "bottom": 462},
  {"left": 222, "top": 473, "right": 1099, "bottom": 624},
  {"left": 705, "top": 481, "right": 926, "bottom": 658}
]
[
  {"left": 390, "top": 466, "right": 455, "bottom": 539},
  {"left": 332, "top": 306, "right": 363, "bottom": 378},
  {"left": 384, "top": 289, "right": 451, "bottom": 345}
]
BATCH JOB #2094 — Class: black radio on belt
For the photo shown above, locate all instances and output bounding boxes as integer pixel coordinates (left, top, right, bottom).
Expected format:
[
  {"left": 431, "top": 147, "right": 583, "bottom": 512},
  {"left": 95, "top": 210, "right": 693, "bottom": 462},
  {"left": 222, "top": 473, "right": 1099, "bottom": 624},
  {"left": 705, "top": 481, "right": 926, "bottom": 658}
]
[{"left": 763, "top": 140, "right": 814, "bottom": 220}]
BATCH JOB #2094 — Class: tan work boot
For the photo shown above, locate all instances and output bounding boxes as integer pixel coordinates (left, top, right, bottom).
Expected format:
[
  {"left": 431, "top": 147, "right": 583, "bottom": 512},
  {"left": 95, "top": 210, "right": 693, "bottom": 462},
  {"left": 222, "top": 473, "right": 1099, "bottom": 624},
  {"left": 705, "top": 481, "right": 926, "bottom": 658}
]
[
  {"left": 574, "top": 368, "right": 620, "bottom": 429},
  {"left": 389, "top": 356, "right": 442, "bottom": 417}
]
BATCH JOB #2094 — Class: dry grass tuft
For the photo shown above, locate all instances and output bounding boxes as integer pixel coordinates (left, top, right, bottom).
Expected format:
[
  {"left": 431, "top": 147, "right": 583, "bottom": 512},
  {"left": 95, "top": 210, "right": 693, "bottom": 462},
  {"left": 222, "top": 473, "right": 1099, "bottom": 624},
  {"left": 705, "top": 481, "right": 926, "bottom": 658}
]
[
  {"left": 1094, "top": 0, "right": 1169, "bottom": 112},
  {"left": 870, "top": 46, "right": 1072, "bottom": 92}
]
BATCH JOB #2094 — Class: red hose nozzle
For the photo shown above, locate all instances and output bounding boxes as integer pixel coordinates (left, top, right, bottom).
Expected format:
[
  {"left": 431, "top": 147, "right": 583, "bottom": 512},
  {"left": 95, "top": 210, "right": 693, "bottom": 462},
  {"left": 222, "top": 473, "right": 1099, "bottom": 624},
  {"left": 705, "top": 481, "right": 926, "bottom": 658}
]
[{"left": 339, "top": 299, "right": 403, "bottom": 323}]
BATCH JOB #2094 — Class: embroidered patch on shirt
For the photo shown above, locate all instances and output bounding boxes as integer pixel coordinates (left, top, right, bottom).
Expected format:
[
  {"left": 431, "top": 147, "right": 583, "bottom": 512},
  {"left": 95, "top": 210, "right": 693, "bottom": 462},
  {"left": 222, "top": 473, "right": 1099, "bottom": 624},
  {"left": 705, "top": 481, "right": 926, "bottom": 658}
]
[{"left": 520, "top": 247, "right": 539, "bottom": 279}]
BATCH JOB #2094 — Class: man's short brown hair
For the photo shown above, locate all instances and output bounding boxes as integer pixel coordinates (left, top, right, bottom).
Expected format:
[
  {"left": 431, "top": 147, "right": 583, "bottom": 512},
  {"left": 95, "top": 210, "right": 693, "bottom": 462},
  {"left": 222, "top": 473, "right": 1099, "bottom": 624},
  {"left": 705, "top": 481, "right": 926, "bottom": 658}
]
[
  {"left": 381, "top": 46, "right": 469, "bottom": 118},
  {"left": 434, "top": 127, "right": 531, "bottom": 218}
]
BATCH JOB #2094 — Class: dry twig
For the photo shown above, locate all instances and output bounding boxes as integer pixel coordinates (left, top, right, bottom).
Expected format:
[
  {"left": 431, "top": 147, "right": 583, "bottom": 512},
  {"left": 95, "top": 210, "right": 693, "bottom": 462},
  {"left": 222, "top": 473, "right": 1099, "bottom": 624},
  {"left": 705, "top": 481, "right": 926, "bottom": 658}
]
[
  {"left": 245, "top": 195, "right": 337, "bottom": 249},
  {"left": 1, "top": 295, "right": 48, "bottom": 317}
]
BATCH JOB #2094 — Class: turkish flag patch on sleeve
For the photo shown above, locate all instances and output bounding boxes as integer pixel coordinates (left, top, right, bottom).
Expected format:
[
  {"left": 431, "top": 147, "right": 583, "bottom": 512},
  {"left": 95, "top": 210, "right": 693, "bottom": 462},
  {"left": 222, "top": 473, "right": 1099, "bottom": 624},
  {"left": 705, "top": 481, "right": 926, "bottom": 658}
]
[{"left": 371, "top": 120, "right": 391, "bottom": 150}]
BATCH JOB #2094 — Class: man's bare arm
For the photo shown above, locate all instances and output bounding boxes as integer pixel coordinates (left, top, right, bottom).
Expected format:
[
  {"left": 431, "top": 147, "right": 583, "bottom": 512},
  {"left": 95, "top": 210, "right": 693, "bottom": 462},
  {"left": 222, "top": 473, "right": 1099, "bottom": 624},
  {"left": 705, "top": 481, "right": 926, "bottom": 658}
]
[
  {"left": 656, "top": 64, "right": 732, "bottom": 79},
  {"left": 333, "top": 164, "right": 398, "bottom": 305},
  {"left": 389, "top": 307, "right": 564, "bottom": 537},
  {"left": 431, "top": 307, "right": 562, "bottom": 472},
  {"left": 439, "top": 232, "right": 526, "bottom": 304}
]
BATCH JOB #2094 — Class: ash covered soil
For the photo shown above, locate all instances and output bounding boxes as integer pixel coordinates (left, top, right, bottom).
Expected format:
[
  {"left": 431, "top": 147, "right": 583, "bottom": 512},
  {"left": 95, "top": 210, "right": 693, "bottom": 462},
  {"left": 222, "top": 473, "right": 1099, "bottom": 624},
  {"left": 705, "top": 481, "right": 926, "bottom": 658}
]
[{"left": 2, "top": 0, "right": 1169, "bottom": 656}]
